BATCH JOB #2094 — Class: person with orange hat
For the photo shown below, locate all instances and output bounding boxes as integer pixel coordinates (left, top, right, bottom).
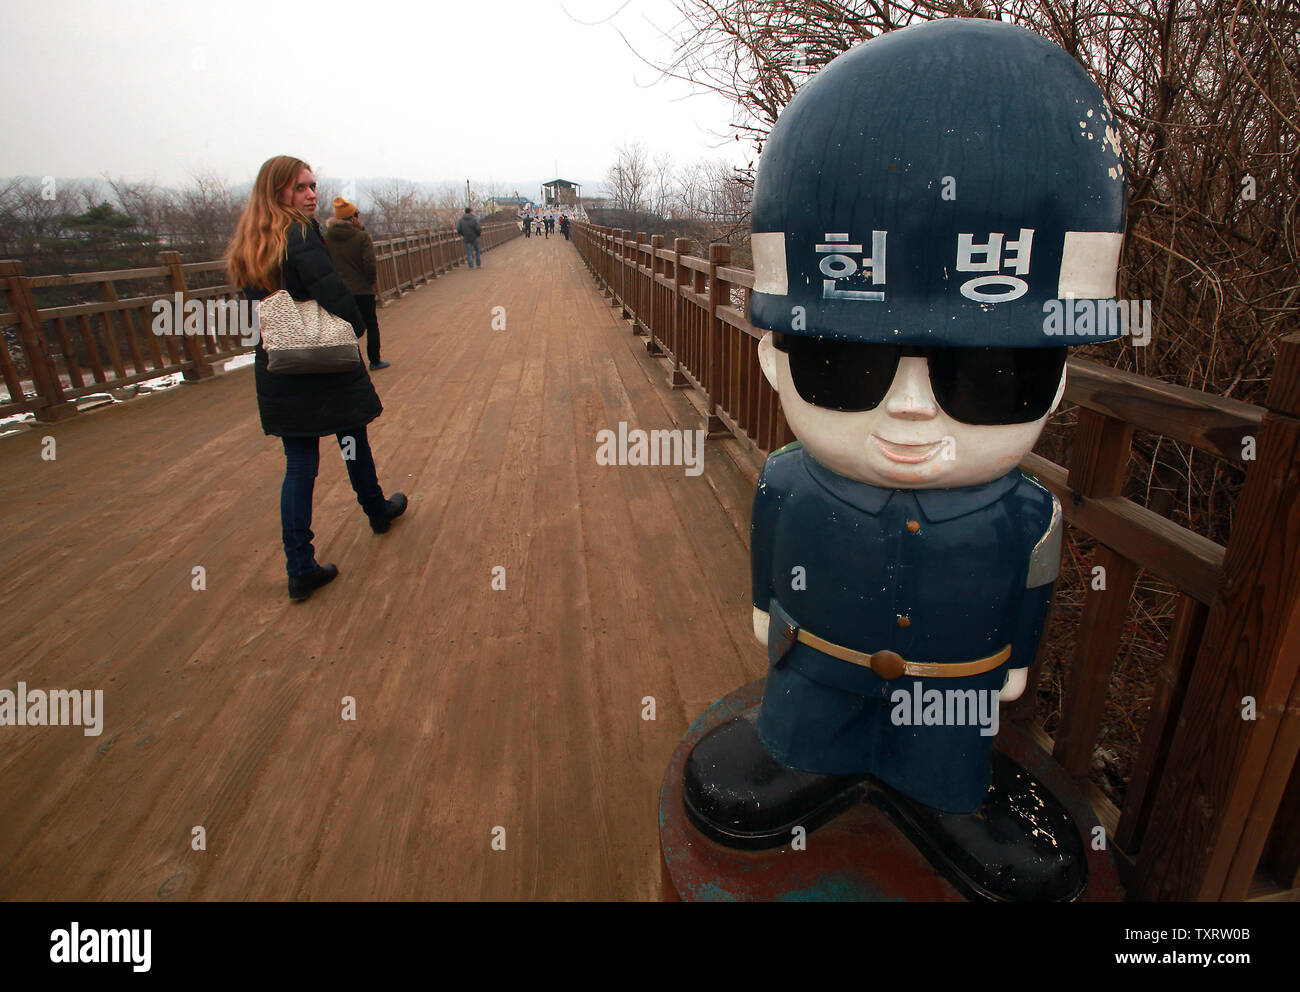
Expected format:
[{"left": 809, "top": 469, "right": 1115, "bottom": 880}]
[{"left": 325, "top": 196, "right": 388, "bottom": 370}]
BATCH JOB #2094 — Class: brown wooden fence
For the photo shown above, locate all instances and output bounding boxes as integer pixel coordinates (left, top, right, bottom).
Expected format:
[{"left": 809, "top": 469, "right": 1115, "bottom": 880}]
[
  {"left": 572, "top": 221, "right": 1300, "bottom": 903},
  {"left": 0, "top": 222, "right": 520, "bottom": 422}
]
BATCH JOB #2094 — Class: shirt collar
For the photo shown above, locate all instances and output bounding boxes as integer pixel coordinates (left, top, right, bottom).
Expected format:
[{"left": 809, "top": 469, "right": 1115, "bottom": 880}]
[{"left": 798, "top": 450, "right": 1021, "bottom": 522}]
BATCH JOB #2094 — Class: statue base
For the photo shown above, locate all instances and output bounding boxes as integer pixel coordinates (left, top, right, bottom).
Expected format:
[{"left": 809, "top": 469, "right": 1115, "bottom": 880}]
[{"left": 659, "top": 679, "right": 1125, "bottom": 901}]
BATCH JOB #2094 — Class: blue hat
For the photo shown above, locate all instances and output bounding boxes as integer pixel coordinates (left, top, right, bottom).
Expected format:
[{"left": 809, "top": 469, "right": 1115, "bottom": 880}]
[{"left": 748, "top": 18, "right": 1128, "bottom": 348}]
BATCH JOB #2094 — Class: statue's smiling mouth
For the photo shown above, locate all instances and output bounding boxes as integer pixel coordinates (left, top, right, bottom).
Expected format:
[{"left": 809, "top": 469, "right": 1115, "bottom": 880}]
[{"left": 872, "top": 436, "right": 944, "bottom": 464}]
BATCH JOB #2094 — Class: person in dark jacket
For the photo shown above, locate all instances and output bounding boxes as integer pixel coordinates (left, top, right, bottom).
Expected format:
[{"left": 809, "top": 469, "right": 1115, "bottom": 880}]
[
  {"left": 325, "top": 196, "right": 387, "bottom": 370},
  {"left": 522, "top": 215, "right": 532, "bottom": 238},
  {"left": 457, "top": 207, "right": 482, "bottom": 267},
  {"left": 226, "top": 156, "right": 407, "bottom": 601},
  {"left": 559, "top": 215, "right": 570, "bottom": 240}
]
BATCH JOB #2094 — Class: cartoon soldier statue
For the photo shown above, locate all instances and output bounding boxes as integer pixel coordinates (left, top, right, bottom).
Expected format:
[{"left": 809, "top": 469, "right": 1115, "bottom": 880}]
[{"left": 682, "top": 18, "right": 1128, "bottom": 901}]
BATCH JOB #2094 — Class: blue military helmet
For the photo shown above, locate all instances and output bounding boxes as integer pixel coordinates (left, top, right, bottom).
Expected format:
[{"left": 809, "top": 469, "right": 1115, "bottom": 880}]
[{"left": 749, "top": 18, "right": 1128, "bottom": 350}]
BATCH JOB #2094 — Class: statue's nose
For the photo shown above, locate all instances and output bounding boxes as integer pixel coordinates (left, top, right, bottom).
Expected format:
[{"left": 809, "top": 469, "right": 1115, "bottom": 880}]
[{"left": 884, "top": 357, "right": 939, "bottom": 420}]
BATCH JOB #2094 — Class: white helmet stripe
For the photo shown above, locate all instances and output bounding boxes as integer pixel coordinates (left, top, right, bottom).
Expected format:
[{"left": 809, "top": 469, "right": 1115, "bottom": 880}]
[
  {"left": 752, "top": 232, "right": 789, "bottom": 296},
  {"left": 1058, "top": 231, "right": 1123, "bottom": 298}
]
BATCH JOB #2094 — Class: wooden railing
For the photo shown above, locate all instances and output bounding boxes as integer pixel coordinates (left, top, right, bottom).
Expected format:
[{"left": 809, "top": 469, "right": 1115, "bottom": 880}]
[
  {"left": 0, "top": 222, "right": 520, "bottom": 422},
  {"left": 573, "top": 221, "right": 1300, "bottom": 903}
]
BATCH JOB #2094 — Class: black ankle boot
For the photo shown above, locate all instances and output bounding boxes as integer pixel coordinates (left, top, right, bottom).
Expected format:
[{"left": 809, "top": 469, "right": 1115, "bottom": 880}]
[
  {"left": 288, "top": 563, "right": 339, "bottom": 601},
  {"left": 869, "top": 749, "right": 1088, "bottom": 902},
  {"left": 683, "top": 708, "right": 869, "bottom": 849},
  {"left": 369, "top": 492, "right": 408, "bottom": 534}
]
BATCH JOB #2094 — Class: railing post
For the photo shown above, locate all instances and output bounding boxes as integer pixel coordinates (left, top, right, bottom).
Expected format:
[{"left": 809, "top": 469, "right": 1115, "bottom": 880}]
[
  {"left": 619, "top": 230, "right": 632, "bottom": 318},
  {"left": 668, "top": 238, "right": 691, "bottom": 388},
  {"left": 1137, "top": 332, "right": 1300, "bottom": 900},
  {"left": 601, "top": 228, "right": 612, "bottom": 296},
  {"left": 159, "top": 251, "right": 215, "bottom": 381},
  {"left": 1052, "top": 410, "right": 1139, "bottom": 777},
  {"left": 704, "top": 243, "right": 730, "bottom": 437},
  {"left": 0, "top": 259, "right": 76, "bottom": 422},
  {"left": 647, "top": 235, "right": 665, "bottom": 355},
  {"left": 632, "top": 232, "right": 648, "bottom": 336},
  {"left": 375, "top": 240, "right": 390, "bottom": 299}
]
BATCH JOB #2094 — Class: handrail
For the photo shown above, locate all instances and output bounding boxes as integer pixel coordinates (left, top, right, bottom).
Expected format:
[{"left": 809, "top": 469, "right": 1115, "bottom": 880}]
[{"left": 0, "top": 222, "right": 520, "bottom": 420}]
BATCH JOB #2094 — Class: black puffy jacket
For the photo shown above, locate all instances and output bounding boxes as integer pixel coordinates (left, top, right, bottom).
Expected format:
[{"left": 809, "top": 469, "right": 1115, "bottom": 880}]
[{"left": 244, "top": 219, "right": 382, "bottom": 437}]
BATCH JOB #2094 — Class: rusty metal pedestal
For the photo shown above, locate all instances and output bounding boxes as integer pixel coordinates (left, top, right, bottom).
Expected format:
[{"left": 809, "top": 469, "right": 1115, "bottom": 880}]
[{"left": 659, "top": 679, "right": 1125, "bottom": 902}]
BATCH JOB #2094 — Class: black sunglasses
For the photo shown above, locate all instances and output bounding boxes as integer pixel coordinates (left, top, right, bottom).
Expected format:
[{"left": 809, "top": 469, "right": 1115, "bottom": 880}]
[{"left": 773, "top": 334, "right": 1066, "bottom": 425}]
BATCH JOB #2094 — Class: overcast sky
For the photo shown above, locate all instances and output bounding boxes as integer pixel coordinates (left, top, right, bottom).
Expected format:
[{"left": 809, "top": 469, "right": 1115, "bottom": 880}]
[{"left": 0, "top": 0, "right": 750, "bottom": 194}]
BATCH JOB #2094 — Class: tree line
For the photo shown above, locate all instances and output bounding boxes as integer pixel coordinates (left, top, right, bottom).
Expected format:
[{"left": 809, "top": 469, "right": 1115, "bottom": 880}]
[
  {"left": 0, "top": 173, "right": 520, "bottom": 279},
  {"left": 598, "top": 142, "right": 754, "bottom": 262}
]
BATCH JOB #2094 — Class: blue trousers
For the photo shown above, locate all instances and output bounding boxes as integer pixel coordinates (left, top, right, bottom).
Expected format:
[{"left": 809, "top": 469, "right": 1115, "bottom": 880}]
[
  {"left": 464, "top": 238, "right": 482, "bottom": 267},
  {"left": 280, "top": 428, "right": 386, "bottom": 577}
]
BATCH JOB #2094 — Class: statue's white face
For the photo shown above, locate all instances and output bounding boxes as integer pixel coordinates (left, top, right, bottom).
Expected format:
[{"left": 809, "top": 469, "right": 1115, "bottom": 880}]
[{"left": 757, "top": 332, "right": 1066, "bottom": 489}]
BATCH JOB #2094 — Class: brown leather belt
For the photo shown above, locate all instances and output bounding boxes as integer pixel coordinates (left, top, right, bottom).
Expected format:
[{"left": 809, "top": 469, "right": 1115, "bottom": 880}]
[{"left": 795, "top": 630, "right": 1011, "bottom": 680}]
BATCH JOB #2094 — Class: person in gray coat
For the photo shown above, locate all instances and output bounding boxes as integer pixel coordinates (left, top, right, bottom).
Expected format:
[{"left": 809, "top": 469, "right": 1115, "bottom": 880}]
[{"left": 457, "top": 207, "right": 482, "bottom": 268}]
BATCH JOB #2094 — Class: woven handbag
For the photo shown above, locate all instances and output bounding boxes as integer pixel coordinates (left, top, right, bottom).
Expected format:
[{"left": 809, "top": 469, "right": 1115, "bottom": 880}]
[{"left": 256, "top": 290, "right": 362, "bottom": 374}]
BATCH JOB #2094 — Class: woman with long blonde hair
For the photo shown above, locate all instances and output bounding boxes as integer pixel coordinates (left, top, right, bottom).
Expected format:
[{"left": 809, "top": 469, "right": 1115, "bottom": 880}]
[{"left": 227, "top": 156, "right": 406, "bottom": 601}]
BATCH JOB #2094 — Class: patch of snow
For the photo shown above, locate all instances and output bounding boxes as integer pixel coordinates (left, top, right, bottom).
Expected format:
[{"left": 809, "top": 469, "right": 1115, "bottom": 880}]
[{"left": 135, "top": 372, "right": 186, "bottom": 393}]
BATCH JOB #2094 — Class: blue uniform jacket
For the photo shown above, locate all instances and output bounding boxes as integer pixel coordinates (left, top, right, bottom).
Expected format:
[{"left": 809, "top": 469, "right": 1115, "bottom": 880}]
[{"left": 752, "top": 442, "right": 1059, "bottom": 812}]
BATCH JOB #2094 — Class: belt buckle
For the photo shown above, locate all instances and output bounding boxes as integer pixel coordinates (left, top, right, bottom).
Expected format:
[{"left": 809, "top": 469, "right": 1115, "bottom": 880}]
[{"left": 869, "top": 650, "right": 907, "bottom": 680}]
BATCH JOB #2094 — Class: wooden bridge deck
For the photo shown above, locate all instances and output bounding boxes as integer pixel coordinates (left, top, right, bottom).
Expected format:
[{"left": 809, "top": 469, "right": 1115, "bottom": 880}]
[{"left": 0, "top": 233, "right": 767, "bottom": 900}]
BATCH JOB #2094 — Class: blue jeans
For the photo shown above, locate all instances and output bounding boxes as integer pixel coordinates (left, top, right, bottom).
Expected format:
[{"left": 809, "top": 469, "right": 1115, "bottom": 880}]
[
  {"left": 464, "top": 238, "right": 482, "bottom": 267},
  {"left": 280, "top": 427, "right": 387, "bottom": 577}
]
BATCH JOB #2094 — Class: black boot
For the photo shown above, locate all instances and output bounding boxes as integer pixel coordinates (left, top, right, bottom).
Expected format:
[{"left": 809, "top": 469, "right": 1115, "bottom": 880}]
[
  {"left": 288, "top": 563, "right": 339, "bottom": 601},
  {"left": 869, "top": 748, "right": 1088, "bottom": 902},
  {"left": 369, "top": 492, "right": 408, "bottom": 534},
  {"left": 682, "top": 708, "right": 868, "bottom": 849}
]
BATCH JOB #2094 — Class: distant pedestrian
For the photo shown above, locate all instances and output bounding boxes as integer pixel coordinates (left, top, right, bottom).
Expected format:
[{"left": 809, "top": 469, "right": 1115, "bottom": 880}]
[
  {"left": 226, "top": 155, "right": 406, "bottom": 602},
  {"left": 457, "top": 207, "right": 483, "bottom": 267},
  {"left": 560, "top": 215, "right": 570, "bottom": 240},
  {"left": 523, "top": 215, "right": 532, "bottom": 238},
  {"left": 325, "top": 197, "right": 388, "bottom": 371},
  {"left": 543, "top": 215, "right": 551, "bottom": 238}
]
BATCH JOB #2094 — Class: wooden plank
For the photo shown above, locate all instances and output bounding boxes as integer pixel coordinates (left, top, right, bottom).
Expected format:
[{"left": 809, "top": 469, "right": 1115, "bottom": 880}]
[
  {"left": 1115, "top": 594, "right": 1208, "bottom": 853},
  {"left": 134, "top": 302, "right": 169, "bottom": 369},
  {"left": 99, "top": 282, "right": 147, "bottom": 375},
  {"left": 1021, "top": 453, "right": 1224, "bottom": 605},
  {"left": 1053, "top": 407, "right": 1138, "bottom": 777},
  {"left": 1264, "top": 731, "right": 1300, "bottom": 888},
  {"left": 1065, "top": 358, "right": 1263, "bottom": 463},
  {"left": 715, "top": 265, "right": 755, "bottom": 288},
  {"left": 0, "top": 260, "right": 76, "bottom": 421},
  {"left": 52, "top": 316, "right": 84, "bottom": 389},
  {"left": 1137, "top": 334, "right": 1300, "bottom": 901},
  {"left": 1052, "top": 544, "right": 1140, "bottom": 777},
  {"left": 161, "top": 250, "right": 214, "bottom": 382},
  {"left": 1068, "top": 408, "right": 1133, "bottom": 496},
  {"left": 27, "top": 265, "right": 170, "bottom": 288},
  {"left": 35, "top": 296, "right": 170, "bottom": 321},
  {"left": 0, "top": 306, "right": 28, "bottom": 401},
  {"left": 76, "top": 313, "right": 107, "bottom": 384}
]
